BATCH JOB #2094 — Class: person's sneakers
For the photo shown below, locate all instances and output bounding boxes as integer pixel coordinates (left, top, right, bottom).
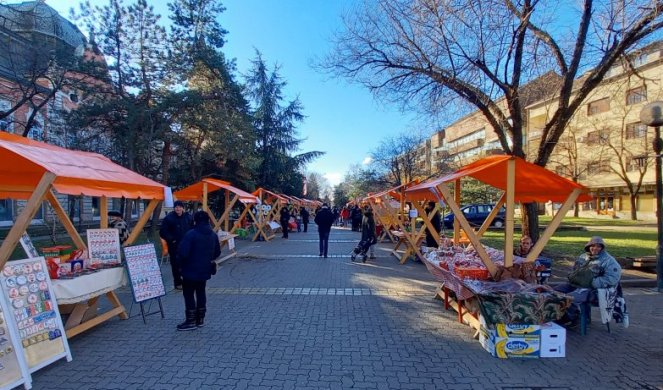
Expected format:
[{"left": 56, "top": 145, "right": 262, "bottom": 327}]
[
  {"left": 351, "top": 254, "right": 356, "bottom": 262},
  {"left": 324, "top": 254, "right": 328, "bottom": 258},
  {"left": 319, "top": 253, "right": 323, "bottom": 257},
  {"left": 362, "top": 255, "right": 367, "bottom": 263}
]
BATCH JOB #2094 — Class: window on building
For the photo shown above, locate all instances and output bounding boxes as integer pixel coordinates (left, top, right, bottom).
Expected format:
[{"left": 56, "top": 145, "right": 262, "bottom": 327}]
[
  {"left": 587, "top": 98, "right": 610, "bottom": 116},
  {"left": 626, "top": 86, "right": 647, "bottom": 106},
  {"left": 587, "top": 160, "right": 611, "bottom": 175},
  {"left": 0, "top": 100, "right": 13, "bottom": 132},
  {"left": 91, "top": 197, "right": 100, "bottom": 218},
  {"left": 0, "top": 199, "right": 12, "bottom": 224},
  {"left": 625, "top": 122, "right": 648, "bottom": 139},
  {"left": 27, "top": 110, "right": 45, "bottom": 141},
  {"left": 634, "top": 53, "right": 648, "bottom": 67},
  {"left": 626, "top": 155, "right": 647, "bottom": 172},
  {"left": 586, "top": 130, "right": 609, "bottom": 145}
]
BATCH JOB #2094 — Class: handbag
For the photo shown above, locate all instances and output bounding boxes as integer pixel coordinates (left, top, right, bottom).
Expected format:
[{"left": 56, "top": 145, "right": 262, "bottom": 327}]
[
  {"left": 568, "top": 259, "right": 594, "bottom": 288},
  {"left": 210, "top": 261, "right": 217, "bottom": 276}
]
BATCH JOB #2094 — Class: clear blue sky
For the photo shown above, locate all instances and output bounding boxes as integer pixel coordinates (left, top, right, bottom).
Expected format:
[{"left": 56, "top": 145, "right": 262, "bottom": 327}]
[{"left": 47, "top": 0, "right": 422, "bottom": 186}]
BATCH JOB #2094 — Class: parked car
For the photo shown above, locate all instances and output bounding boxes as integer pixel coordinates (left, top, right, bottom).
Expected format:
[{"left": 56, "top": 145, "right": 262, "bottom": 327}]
[{"left": 443, "top": 204, "right": 506, "bottom": 229}]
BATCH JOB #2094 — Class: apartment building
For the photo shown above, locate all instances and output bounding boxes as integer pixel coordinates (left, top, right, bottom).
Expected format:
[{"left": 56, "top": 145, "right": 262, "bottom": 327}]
[
  {"left": 0, "top": 2, "right": 140, "bottom": 229},
  {"left": 426, "top": 45, "right": 662, "bottom": 220}
]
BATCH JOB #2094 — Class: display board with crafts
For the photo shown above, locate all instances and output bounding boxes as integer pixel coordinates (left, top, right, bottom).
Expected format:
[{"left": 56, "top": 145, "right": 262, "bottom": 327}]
[
  {"left": 0, "top": 275, "right": 31, "bottom": 390},
  {"left": 0, "top": 257, "right": 71, "bottom": 380},
  {"left": 122, "top": 244, "right": 165, "bottom": 324},
  {"left": 86, "top": 228, "right": 122, "bottom": 266},
  {"left": 123, "top": 244, "right": 165, "bottom": 303}
]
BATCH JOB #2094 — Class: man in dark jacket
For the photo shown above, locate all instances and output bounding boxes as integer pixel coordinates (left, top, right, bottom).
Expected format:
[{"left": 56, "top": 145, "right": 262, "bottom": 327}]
[
  {"left": 159, "top": 200, "right": 193, "bottom": 290},
  {"left": 300, "top": 206, "right": 310, "bottom": 233},
  {"left": 280, "top": 204, "right": 291, "bottom": 239},
  {"left": 176, "top": 211, "right": 221, "bottom": 331},
  {"left": 314, "top": 203, "right": 335, "bottom": 258}
]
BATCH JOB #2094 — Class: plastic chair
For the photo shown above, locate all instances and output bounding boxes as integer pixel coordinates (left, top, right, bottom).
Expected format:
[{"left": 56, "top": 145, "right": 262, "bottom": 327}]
[{"left": 160, "top": 238, "right": 170, "bottom": 267}]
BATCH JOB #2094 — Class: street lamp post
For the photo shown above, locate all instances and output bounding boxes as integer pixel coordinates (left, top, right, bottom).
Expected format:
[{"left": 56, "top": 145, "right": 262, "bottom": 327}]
[{"left": 640, "top": 101, "right": 663, "bottom": 292}]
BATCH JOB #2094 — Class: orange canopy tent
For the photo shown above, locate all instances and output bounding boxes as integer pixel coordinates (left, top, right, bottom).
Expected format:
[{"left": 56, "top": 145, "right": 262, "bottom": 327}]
[
  {"left": 364, "top": 181, "right": 420, "bottom": 246},
  {"left": 0, "top": 131, "right": 167, "bottom": 337},
  {"left": 0, "top": 131, "right": 166, "bottom": 269},
  {"left": 173, "top": 178, "right": 258, "bottom": 232},
  {"left": 404, "top": 155, "right": 591, "bottom": 276}
]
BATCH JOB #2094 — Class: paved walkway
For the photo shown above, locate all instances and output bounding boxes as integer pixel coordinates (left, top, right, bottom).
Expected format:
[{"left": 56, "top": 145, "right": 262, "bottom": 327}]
[{"left": 29, "top": 228, "right": 663, "bottom": 389}]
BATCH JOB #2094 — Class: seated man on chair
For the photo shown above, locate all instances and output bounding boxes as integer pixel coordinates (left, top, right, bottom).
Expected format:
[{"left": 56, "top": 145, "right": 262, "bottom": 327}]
[{"left": 554, "top": 236, "right": 621, "bottom": 326}]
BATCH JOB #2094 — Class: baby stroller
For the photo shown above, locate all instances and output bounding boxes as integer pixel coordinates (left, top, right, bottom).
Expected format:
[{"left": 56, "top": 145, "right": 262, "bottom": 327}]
[{"left": 350, "top": 236, "right": 376, "bottom": 263}]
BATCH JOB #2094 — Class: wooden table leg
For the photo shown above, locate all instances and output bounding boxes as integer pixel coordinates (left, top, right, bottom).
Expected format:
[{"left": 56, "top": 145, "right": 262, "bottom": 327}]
[{"left": 106, "top": 290, "right": 129, "bottom": 320}]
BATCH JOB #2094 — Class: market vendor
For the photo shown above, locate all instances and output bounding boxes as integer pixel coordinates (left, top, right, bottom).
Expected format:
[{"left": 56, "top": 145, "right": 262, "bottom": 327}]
[
  {"left": 160, "top": 200, "right": 193, "bottom": 290},
  {"left": 108, "top": 210, "right": 130, "bottom": 244},
  {"left": 513, "top": 235, "right": 533, "bottom": 257},
  {"left": 554, "top": 236, "right": 621, "bottom": 325}
]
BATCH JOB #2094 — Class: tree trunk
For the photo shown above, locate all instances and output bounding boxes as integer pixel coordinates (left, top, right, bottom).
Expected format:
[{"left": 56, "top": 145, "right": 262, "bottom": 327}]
[
  {"left": 522, "top": 203, "right": 540, "bottom": 242},
  {"left": 574, "top": 202, "right": 579, "bottom": 217},
  {"left": 630, "top": 193, "right": 638, "bottom": 221}
]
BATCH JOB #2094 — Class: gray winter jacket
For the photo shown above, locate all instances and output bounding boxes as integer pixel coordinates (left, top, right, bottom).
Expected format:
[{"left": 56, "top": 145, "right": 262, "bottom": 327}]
[{"left": 574, "top": 250, "right": 621, "bottom": 289}]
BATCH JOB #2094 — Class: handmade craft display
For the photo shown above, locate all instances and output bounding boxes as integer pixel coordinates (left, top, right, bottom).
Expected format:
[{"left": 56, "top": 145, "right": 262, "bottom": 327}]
[
  {"left": 87, "top": 229, "right": 122, "bottom": 265},
  {"left": 0, "top": 284, "right": 30, "bottom": 390},
  {"left": 0, "top": 257, "right": 71, "bottom": 372},
  {"left": 122, "top": 244, "right": 166, "bottom": 303}
]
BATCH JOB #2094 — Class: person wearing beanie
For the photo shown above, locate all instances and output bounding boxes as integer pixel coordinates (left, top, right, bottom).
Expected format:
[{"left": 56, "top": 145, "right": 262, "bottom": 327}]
[
  {"left": 108, "top": 210, "right": 130, "bottom": 244},
  {"left": 175, "top": 211, "right": 221, "bottom": 331},
  {"left": 160, "top": 200, "right": 193, "bottom": 290},
  {"left": 554, "top": 235, "right": 621, "bottom": 326},
  {"left": 314, "top": 203, "right": 335, "bottom": 258}
]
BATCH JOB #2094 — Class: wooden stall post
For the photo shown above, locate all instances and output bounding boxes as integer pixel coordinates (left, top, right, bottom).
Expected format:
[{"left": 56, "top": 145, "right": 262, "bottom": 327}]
[
  {"left": 45, "top": 191, "right": 87, "bottom": 250},
  {"left": 224, "top": 189, "right": 230, "bottom": 231},
  {"left": 453, "top": 179, "right": 461, "bottom": 245},
  {"left": 0, "top": 172, "right": 56, "bottom": 270},
  {"left": 123, "top": 199, "right": 160, "bottom": 246},
  {"left": 476, "top": 194, "right": 506, "bottom": 238},
  {"left": 504, "top": 158, "right": 516, "bottom": 267},
  {"left": 100, "top": 196, "right": 108, "bottom": 228}
]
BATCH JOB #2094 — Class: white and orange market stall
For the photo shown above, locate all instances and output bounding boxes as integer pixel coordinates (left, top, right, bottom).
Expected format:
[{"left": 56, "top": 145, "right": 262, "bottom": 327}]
[
  {"left": 0, "top": 131, "right": 166, "bottom": 338},
  {"left": 405, "top": 156, "right": 591, "bottom": 331},
  {"left": 172, "top": 178, "right": 259, "bottom": 233}
]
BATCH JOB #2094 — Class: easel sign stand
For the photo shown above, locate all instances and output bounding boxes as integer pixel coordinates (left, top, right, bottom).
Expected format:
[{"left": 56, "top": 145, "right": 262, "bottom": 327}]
[
  {"left": 0, "top": 279, "right": 32, "bottom": 390},
  {"left": 122, "top": 244, "right": 166, "bottom": 324}
]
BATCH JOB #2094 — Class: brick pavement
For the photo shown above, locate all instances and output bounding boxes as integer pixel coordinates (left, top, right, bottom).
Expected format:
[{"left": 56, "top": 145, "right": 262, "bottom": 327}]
[{"left": 26, "top": 228, "right": 663, "bottom": 389}]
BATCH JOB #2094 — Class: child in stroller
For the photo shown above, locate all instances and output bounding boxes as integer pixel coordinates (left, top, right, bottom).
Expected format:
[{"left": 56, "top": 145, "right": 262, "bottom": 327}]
[
  {"left": 351, "top": 206, "right": 377, "bottom": 263},
  {"left": 350, "top": 237, "right": 375, "bottom": 263}
]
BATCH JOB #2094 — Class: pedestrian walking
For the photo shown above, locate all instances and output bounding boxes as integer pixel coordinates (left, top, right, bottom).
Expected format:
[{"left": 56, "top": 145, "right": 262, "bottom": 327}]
[
  {"left": 280, "top": 204, "right": 291, "bottom": 239},
  {"left": 176, "top": 211, "right": 221, "bottom": 331},
  {"left": 159, "top": 200, "right": 193, "bottom": 290},
  {"left": 314, "top": 203, "right": 335, "bottom": 258},
  {"left": 300, "top": 206, "right": 310, "bottom": 232}
]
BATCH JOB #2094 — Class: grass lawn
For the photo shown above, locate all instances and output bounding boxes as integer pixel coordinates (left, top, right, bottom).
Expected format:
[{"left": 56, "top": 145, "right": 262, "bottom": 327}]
[
  {"left": 480, "top": 229, "right": 656, "bottom": 259},
  {"left": 538, "top": 216, "right": 648, "bottom": 227}
]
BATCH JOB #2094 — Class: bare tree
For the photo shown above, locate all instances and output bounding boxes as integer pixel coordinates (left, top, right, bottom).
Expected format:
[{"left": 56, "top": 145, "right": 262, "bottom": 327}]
[
  {"left": 370, "top": 131, "right": 428, "bottom": 186},
  {"left": 325, "top": 0, "right": 663, "bottom": 239}
]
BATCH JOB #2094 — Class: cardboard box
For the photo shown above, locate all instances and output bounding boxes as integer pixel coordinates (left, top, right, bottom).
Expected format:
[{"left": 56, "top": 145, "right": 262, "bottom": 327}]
[
  {"left": 479, "top": 326, "right": 540, "bottom": 359},
  {"left": 540, "top": 322, "right": 566, "bottom": 358},
  {"left": 479, "top": 316, "right": 565, "bottom": 359}
]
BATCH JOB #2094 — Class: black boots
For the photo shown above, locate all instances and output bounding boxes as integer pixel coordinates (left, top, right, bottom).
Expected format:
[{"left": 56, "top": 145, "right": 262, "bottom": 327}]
[
  {"left": 195, "top": 308, "right": 206, "bottom": 328},
  {"left": 177, "top": 309, "right": 197, "bottom": 331}
]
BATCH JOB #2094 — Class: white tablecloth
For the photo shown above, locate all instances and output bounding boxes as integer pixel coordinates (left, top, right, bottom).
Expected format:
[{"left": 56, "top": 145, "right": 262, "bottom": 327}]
[{"left": 51, "top": 268, "right": 127, "bottom": 305}]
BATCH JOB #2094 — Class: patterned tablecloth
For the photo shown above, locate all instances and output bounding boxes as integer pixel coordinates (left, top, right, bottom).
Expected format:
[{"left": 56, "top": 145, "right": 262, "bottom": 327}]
[{"left": 51, "top": 268, "right": 127, "bottom": 305}]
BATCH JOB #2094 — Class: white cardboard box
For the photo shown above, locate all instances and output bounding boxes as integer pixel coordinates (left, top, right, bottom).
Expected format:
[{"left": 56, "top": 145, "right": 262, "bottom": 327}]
[{"left": 540, "top": 322, "right": 566, "bottom": 358}]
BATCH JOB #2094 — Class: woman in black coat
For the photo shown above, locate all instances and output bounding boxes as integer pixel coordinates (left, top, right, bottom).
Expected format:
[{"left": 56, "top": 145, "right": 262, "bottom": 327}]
[{"left": 176, "top": 211, "right": 221, "bottom": 331}]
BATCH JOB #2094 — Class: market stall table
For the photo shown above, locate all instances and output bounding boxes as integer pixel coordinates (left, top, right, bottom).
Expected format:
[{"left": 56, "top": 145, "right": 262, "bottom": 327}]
[
  {"left": 51, "top": 268, "right": 128, "bottom": 338},
  {"left": 389, "top": 230, "right": 424, "bottom": 264}
]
